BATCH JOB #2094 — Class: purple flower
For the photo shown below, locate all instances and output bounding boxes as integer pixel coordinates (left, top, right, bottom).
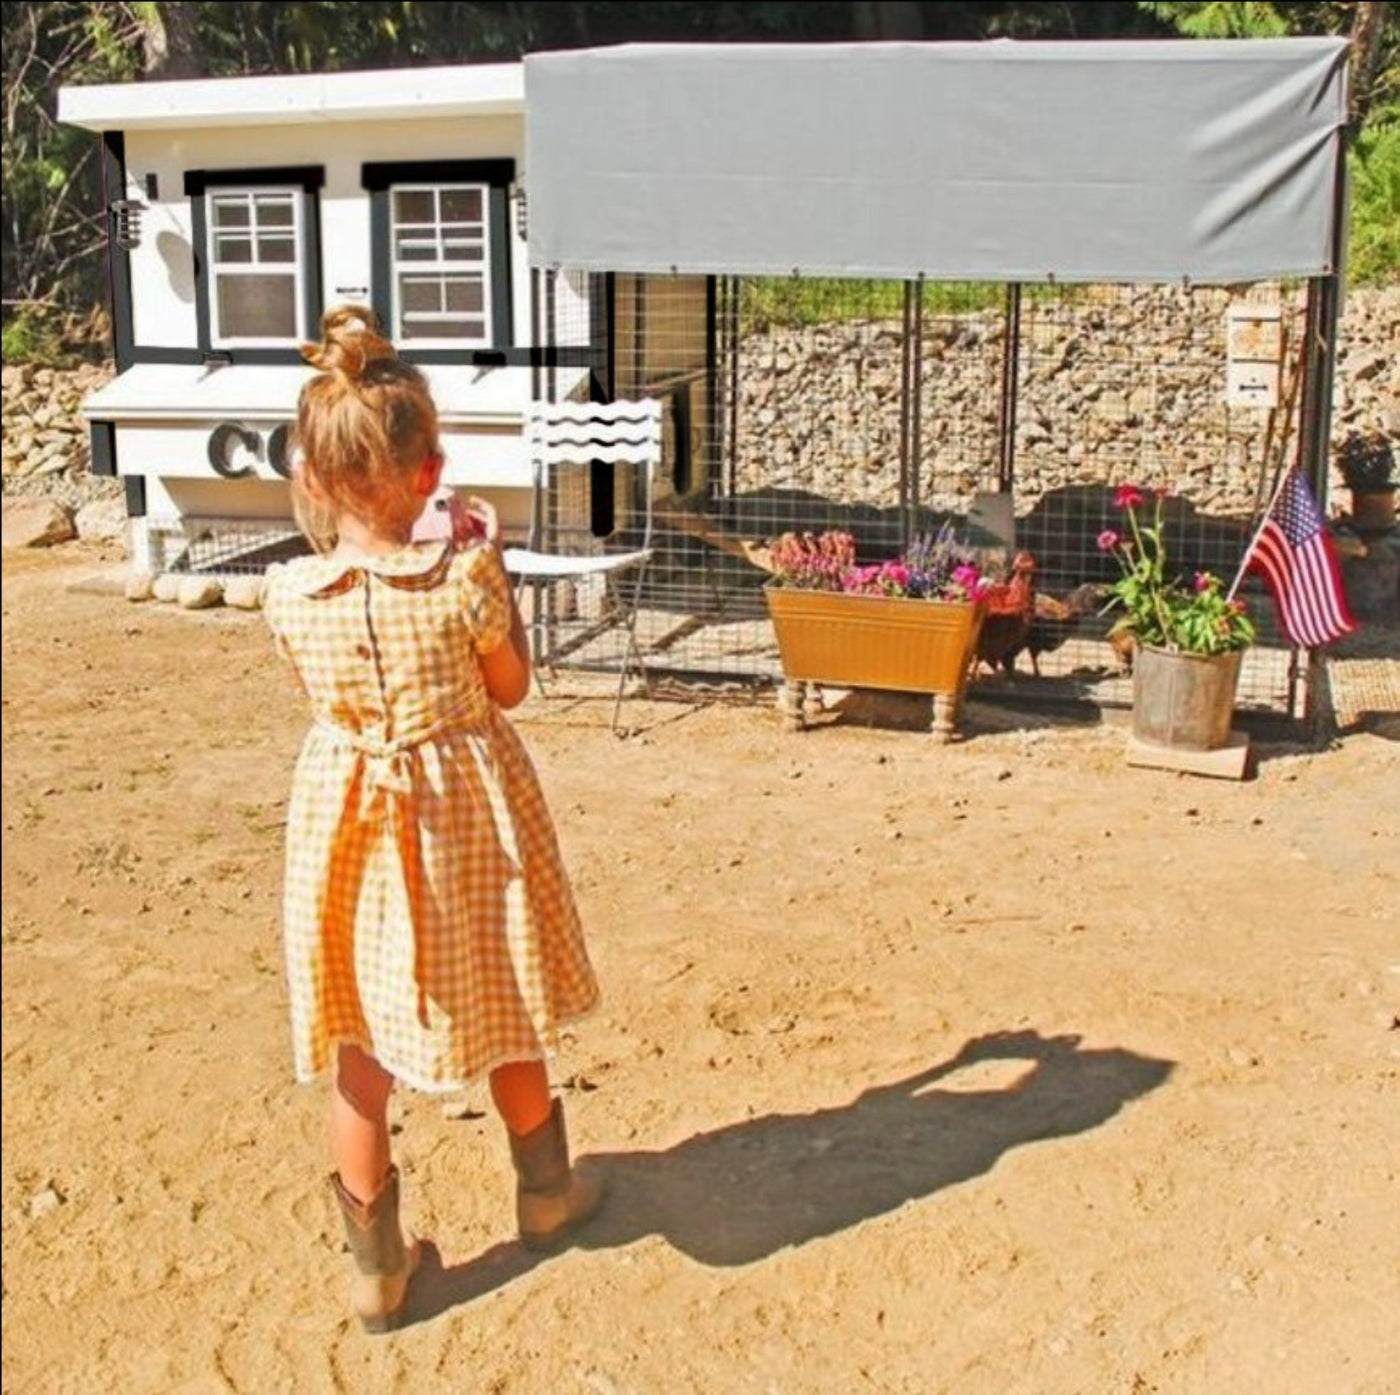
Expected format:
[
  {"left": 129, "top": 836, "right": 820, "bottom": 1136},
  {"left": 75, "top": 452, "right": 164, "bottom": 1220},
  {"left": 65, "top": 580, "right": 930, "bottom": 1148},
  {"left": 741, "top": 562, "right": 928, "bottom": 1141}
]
[{"left": 1097, "top": 529, "right": 1120, "bottom": 552}]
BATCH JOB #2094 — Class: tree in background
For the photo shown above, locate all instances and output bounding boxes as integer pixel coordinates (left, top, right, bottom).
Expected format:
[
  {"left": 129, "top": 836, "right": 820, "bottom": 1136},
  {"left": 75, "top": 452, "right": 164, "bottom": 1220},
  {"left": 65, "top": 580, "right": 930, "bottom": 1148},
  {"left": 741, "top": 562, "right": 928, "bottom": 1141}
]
[
  {"left": 2, "top": 1, "right": 1395, "bottom": 362},
  {"left": 1142, "top": 2, "right": 1397, "bottom": 282}
]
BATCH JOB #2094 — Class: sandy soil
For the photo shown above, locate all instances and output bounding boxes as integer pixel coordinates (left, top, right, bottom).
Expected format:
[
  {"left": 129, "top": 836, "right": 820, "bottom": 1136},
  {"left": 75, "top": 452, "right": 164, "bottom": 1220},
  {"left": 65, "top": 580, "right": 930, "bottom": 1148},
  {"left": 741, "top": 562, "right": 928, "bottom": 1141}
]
[{"left": 3, "top": 542, "right": 1398, "bottom": 1395}]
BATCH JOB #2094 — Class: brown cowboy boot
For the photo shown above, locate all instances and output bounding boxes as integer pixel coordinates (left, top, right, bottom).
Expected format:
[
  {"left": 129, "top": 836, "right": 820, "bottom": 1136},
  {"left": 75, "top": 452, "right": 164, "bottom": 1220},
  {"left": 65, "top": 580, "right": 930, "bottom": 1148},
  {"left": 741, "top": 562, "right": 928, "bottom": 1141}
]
[
  {"left": 507, "top": 1099, "right": 606, "bottom": 1251},
  {"left": 329, "top": 1165, "right": 420, "bottom": 1333}
]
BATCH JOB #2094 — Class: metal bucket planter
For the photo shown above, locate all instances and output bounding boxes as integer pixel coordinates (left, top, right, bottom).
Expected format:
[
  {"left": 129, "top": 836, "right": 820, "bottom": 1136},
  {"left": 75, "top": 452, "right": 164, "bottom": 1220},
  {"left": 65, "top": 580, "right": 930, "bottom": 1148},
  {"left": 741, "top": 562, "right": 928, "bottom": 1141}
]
[
  {"left": 1350, "top": 486, "right": 1397, "bottom": 538},
  {"left": 764, "top": 585, "right": 986, "bottom": 742},
  {"left": 1131, "top": 644, "right": 1244, "bottom": 751}
]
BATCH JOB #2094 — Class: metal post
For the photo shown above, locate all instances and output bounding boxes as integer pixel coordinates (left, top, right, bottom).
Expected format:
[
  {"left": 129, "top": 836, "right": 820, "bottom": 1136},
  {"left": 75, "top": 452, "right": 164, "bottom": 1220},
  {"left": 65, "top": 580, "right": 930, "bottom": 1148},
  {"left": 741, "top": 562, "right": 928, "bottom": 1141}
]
[{"left": 997, "top": 283, "right": 1023, "bottom": 494}]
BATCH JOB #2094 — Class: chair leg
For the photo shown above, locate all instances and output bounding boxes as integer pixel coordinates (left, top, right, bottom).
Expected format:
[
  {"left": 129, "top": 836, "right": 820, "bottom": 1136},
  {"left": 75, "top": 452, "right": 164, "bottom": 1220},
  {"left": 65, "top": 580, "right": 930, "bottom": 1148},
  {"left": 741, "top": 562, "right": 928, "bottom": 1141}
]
[
  {"left": 610, "top": 565, "right": 651, "bottom": 734},
  {"left": 518, "top": 576, "right": 550, "bottom": 698}
]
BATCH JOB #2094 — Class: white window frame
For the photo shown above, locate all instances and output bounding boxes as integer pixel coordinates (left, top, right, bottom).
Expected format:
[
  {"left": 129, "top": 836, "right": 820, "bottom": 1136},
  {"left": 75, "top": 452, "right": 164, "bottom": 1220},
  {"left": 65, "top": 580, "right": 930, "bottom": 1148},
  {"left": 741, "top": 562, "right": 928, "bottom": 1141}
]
[
  {"left": 205, "top": 186, "right": 305, "bottom": 349},
  {"left": 389, "top": 182, "right": 494, "bottom": 348}
]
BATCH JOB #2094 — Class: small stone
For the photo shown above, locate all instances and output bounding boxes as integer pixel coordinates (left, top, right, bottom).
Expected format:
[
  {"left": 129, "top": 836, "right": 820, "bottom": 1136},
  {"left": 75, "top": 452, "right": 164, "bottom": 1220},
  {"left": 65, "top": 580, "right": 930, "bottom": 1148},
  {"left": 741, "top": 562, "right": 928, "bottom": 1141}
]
[
  {"left": 440, "top": 1098, "right": 485, "bottom": 1121},
  {"left": 177, "top": 576, "right": 223, "bottom": 610},
  {"left": 29, "top": 1186, "right": 63, "bottom": 1218},
  {"left": 124, "top": 572, "right": 156, "bottom": 602},
  {"left": 223, "top": 575, "right": 265, "bottom": 610},
  {"left": 152, "top": 575, "right": 182, "bottom": 603}
]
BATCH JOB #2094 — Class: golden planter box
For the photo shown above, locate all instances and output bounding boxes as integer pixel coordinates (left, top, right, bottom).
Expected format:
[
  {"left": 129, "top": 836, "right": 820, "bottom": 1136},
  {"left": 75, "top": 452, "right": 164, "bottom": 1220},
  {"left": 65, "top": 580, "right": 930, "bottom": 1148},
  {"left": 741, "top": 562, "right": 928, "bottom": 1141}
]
[{"left": 764, "top": 585, "right": 986, "bottom": 741}]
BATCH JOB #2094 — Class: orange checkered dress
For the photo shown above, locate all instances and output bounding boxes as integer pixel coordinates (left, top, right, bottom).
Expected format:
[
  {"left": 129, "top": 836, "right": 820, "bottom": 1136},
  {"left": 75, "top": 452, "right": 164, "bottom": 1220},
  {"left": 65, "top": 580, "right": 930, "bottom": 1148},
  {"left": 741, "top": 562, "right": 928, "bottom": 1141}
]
[{"left": 264, "top": 540, "right": 598, "bottom": 1091}]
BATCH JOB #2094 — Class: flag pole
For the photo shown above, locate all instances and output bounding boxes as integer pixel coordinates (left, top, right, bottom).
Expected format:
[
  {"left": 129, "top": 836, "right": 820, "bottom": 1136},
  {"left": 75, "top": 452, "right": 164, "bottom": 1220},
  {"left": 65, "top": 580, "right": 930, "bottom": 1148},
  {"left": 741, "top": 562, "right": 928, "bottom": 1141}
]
[{"left": 1226, "top": 324, "right": 1307, "bottom": 603}]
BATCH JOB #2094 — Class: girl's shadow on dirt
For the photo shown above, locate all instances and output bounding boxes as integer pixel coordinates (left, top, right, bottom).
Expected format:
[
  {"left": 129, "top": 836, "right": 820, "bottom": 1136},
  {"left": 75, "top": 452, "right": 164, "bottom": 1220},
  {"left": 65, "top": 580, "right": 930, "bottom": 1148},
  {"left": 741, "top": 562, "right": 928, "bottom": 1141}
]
[{"left": 404, "top": 1029, "right": 1172, "bottom": 1325}]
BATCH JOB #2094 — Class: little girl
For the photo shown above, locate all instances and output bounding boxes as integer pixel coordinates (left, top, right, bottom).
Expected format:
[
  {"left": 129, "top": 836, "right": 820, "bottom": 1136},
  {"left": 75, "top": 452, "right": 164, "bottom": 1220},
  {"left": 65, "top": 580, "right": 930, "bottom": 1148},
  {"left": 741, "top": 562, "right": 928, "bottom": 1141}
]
[{"left": 264, "top": 305, "right": 603, "bottom": 1333}]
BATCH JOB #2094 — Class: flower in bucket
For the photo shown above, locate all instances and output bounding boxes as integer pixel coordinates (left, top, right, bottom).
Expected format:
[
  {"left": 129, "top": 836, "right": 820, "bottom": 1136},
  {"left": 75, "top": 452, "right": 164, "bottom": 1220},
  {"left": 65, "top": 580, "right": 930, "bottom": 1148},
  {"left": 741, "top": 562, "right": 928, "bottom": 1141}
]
[
  {"left": 1098, "top": 485, "right": 1255, "bottom": 655},
  {"left": 767, "top": 523, "right": 990, "bottom": 601}
]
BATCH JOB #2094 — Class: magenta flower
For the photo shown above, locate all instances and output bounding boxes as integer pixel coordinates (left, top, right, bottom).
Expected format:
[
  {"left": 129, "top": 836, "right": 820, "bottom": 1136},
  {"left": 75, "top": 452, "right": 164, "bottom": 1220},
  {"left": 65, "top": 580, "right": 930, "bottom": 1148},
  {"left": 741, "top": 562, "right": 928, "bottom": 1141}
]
[
  {"left": 1097, "top": 529, "right": 1120, "bottom": 552},
  {"left": 950, "top": 564, "right": 981, "bottom": 593},
  {"left": 1113, "top": 484, "right": 1144, "bottom": 510},
  {"left": 1194, "top": 571, "right": 1211, "bottom": 593}
]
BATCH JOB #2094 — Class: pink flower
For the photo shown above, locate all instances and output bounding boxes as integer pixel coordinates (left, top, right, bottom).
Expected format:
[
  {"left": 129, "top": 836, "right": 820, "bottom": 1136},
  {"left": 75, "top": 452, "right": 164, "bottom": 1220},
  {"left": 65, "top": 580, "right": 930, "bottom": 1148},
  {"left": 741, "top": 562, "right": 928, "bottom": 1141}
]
[
  {"left": 1097, "top": 529, "right": 1120, "bottom": 552},
  {"left": 950, "top": 564, "right": 982, "bottom": 594},
  {"left": 1113, "top": 485, "right": 1144, "bottom": 510},
  {"left": 1193, "top": 571, "right": 1211, "bottom": 593}
]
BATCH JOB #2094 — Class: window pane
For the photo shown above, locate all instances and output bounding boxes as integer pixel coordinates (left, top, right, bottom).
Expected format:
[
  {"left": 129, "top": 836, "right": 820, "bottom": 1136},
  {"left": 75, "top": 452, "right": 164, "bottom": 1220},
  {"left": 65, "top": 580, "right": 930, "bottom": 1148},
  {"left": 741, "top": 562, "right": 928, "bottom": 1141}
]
[
  {"left": 212, "top": 196, "right": 250, "bottom": 228},
  {"left": 441, "top": 238, "right": 484, "bottom": 263},
  {"left": 259, "top": 236, "right": 297, "bottom": 264},
  {"left": 403, "top": 317, "right": 486, "bottom": 341},
  {"left": 440, "top": 187, "right": 483, "bottom": 223},
  {"left": 394, "top": 233, "right": 438, "bottom": 261},
  {"left": 218, "top": 273, "right": 296, "bottom": 339},
  {"left": 393, "top": 189, "right": 434, "bottom": 224},
  {"left": 215, "top": 236, "right": 253, "bottom": 265},
  {"left": 444, "top": 277, "right": 484, "bottom": 314},
  {"left": 256, "top": 196, "right": 295, "bottom": 227},
  {"left": 399, "top": 277, "right": 442, "bottom": 314}
]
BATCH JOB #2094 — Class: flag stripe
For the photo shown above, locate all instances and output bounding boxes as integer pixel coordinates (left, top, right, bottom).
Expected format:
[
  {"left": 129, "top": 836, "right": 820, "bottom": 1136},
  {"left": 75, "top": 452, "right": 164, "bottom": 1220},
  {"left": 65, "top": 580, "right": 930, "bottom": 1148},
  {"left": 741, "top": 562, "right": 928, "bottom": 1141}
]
[{"left": 1244, "top": 469, "right": 1355, "bottom": 649}]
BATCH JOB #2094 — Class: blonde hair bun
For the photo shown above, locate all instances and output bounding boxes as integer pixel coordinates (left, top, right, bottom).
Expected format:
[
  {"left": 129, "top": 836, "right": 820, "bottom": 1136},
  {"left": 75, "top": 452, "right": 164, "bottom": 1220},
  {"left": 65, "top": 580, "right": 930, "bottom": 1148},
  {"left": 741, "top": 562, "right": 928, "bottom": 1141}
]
[{"left": 302, "top": 304, "right": 397, "bottom": 381}]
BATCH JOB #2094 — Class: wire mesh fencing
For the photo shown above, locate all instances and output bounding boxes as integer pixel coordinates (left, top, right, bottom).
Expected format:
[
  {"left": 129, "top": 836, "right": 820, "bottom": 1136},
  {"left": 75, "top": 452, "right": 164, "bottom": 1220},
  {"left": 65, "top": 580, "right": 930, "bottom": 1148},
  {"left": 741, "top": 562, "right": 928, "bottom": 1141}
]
[{"left": 532, "top": 269, "right": 1320, "bottom": 721}]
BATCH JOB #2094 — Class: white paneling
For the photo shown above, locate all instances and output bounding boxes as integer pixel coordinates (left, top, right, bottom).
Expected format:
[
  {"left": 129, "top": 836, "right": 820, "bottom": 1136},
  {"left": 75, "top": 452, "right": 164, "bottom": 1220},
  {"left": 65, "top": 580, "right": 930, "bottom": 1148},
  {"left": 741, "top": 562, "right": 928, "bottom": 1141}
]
[
  {"left": 122, "top": 116, "right": 528, "bottom": 349},
  {"left": 125, "top": 132, "right": 200, "bottom": 347},
  {"left": 114, "top": 419, "right": 532, "bottom": 489}
]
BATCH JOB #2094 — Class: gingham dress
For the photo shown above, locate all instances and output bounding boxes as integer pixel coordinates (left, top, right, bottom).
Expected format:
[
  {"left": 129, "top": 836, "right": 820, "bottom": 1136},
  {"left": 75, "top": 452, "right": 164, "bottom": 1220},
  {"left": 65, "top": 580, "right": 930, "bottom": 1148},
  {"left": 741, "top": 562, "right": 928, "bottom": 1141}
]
[{"left": 264, "top": 540, "right": 598, "bottom": 1092}]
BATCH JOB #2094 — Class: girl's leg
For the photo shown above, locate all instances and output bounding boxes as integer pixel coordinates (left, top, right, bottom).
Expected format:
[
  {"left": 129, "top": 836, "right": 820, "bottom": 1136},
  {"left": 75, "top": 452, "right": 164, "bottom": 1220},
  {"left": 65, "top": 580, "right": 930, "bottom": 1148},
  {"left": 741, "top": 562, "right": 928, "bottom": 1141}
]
[
  {"left": 332, "top": 1043, "right": 395, "bottom": 1202},
  {"left": 328, "top": 1044, "right": 418, "bottom": 1333},
  {"left": 490, "top": 1057, "right": 604, "bottom": 1250},
  {"left": 488, "top": 1058, "right": 552, "bottom": 1136}
]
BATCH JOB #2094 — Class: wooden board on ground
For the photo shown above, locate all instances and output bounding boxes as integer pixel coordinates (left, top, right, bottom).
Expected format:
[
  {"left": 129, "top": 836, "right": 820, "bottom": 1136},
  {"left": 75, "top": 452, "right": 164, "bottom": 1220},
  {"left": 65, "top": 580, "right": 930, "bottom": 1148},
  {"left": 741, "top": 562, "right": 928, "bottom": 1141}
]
[{"left": 1125, "top": 730, "right": 1252, "bottom": 780}]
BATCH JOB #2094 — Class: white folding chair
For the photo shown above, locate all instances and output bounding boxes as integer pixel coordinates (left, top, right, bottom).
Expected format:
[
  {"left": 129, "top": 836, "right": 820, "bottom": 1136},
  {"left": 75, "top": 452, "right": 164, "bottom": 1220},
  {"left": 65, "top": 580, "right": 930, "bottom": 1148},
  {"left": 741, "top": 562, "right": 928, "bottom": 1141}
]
[{"left": 503, "top": 398, "right": 663, "bottom": 731}]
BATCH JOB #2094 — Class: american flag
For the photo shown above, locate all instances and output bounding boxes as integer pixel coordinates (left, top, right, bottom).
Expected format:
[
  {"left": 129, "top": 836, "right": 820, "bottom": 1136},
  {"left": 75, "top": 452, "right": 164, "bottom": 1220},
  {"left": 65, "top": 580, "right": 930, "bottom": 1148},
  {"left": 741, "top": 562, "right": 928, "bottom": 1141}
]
[{"left": 1246, "top": 468, "right": 1356, "bottom": 648}]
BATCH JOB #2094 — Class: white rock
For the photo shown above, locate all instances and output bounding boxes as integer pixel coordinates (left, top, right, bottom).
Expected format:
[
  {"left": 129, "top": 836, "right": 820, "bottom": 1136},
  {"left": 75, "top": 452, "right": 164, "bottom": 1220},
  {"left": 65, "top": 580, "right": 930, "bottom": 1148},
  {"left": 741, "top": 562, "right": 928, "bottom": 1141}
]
[
  {"left": 1, "top": 496, "right": 76, "bottom": 548},
  {"left": 75, "top": 497, "right": 127, "bottom": 542},
  {"left": 178, "top": 576, "right": 224, "bottom": 610},
  {"left": 29, "top": 1186, "right": 63, "bottom": 1218},
  {"left": 222, "top": 575, "right": 265, "bottom": 610},
  {"left": 152, "top": 574, "right": 182, "bottom": 603},
  {"left": 124, "top": 572, "right": 156, "bottom": 602}
]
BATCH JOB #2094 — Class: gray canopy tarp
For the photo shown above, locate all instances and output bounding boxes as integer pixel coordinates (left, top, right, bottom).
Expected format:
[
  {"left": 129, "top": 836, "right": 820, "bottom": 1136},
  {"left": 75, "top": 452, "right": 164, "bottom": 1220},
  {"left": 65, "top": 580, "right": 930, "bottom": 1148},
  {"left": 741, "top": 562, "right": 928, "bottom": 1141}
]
[{"left": 524, "top": 38, "right": 1349, "bottom": 284}]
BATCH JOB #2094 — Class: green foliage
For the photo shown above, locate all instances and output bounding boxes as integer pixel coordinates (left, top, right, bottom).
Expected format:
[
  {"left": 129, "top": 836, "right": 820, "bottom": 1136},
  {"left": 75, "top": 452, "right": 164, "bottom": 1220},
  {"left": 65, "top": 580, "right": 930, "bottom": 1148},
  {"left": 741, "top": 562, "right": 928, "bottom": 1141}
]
[
  {"left": 2, "top": 2, "right": 144, "bottom": 347},
  {"left": 1348, "top": 119, "right": 1400, "bottom": 285},
  {"left": 3, "top": 0, "right": 1395, "bottom": 364},
  {"left": 0, "top": 304, "right": 69, "bottom": 364},
  {"left": 1137, "top": 2, "right": 1288, "bottom": 38},
  {"left": 740, "top": 278, "right": 1006, "bottom": 330},
  {"left": 1100, "top": 487, "right": 1257, "bottom": 654},
  {"left": 1335, "top": 428, "right": 1397, "bottom": 490}
]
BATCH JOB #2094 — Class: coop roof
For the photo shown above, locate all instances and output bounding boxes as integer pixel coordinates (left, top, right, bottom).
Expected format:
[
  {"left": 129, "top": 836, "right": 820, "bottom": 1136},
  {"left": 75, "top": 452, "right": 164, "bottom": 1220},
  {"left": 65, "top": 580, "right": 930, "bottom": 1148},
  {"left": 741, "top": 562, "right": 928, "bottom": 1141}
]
[
  {"left": 524, "top": 38, "right": 1349, "bottom": 284},
  {"left": 58, "top": 62, "right": 524, "bottom": 132}
]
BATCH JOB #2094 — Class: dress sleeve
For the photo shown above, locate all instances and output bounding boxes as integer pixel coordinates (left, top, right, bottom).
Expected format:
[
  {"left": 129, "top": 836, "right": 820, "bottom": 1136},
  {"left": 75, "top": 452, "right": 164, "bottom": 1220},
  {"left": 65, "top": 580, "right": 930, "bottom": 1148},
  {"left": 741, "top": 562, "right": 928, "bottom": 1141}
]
[
  {"left": 262, "top": 565, "right": 299, "bottom": 668},
  {"left": 461, "top": 543, "right": 512, "bottom": 654}
]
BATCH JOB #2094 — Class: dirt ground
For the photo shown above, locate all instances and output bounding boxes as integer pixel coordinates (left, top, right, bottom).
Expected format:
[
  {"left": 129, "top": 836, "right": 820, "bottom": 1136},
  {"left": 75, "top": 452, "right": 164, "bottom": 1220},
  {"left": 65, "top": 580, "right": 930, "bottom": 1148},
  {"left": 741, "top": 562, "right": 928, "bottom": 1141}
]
[{"left": 3, "top": 542, "right": 1398, "bottom": 1395}]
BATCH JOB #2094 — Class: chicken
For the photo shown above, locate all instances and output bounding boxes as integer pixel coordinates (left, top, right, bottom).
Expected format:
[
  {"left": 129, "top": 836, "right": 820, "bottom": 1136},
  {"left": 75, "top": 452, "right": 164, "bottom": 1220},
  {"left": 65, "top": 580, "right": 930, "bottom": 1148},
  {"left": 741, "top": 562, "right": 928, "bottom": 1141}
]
[
  {"left": 974, "top": 551, "right": 1037, "bottom": 675},
  {"left": 1006, "top": 582, "right": 1104, "bottom": 677},
  {"left": 1108, "top": 623, "right": 1137, "bottom": 674}
]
